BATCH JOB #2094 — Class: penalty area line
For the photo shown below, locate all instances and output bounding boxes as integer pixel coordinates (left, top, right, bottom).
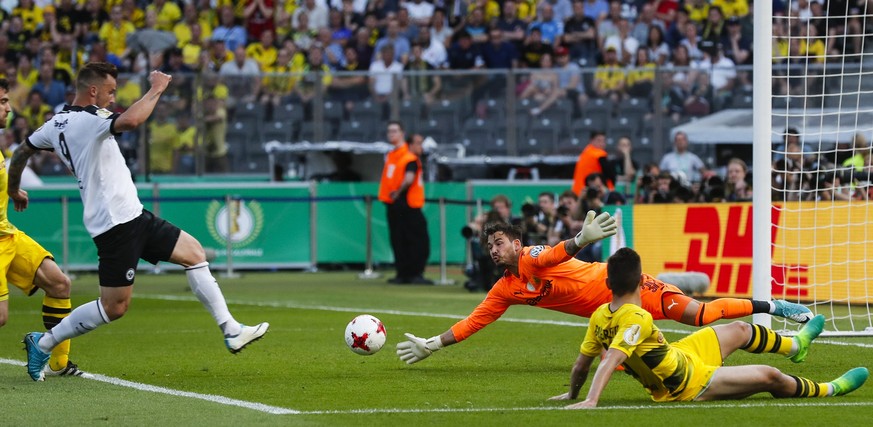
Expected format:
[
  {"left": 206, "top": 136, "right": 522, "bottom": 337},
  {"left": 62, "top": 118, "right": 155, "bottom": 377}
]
[{"left": 0, "top": 358, "right": 298, "bottom": 415}]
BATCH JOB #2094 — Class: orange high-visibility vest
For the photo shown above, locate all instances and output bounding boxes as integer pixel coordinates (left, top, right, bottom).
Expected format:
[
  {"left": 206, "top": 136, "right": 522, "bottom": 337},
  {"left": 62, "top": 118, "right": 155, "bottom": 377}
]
[
  {"left": 378, "top": 143, "right": 425, "bottom": 208},
  {"left": 571, "top": 144, "right": 611, "bottom": 195}
]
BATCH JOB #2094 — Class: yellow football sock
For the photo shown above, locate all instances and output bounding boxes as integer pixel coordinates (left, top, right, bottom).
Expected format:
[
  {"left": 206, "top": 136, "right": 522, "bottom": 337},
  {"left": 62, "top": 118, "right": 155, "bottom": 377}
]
[
  {"left": 741, "top": 324, "right": 793, "bottom": 356},
  {"left": 43, "top": 296, "right": 71, "bottom": 371},
  {"left": 789, "top": 375, "right": 830, "bottom": 397}
]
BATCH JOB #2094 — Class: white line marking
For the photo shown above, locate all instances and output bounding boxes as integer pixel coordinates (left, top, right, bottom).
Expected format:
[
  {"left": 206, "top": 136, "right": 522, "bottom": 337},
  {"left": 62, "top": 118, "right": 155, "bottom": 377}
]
[
  {"left": 296, "top": 400, "right": 873, "bottom": 415},
  {"left": 0, "top": 358, "right": 298, "bottom": 415},
  {"left": 140, "top": 294, "right": 873, "bottom": 348}
]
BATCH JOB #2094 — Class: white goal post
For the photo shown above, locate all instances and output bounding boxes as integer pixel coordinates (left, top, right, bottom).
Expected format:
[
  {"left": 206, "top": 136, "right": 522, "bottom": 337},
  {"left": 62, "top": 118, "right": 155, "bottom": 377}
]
[{"left": 755, "top": 0, "right": 873, "bottom": 335}]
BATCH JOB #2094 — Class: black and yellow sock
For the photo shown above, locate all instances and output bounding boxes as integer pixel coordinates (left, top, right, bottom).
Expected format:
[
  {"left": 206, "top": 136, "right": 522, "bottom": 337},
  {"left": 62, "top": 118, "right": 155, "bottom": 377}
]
[
  {"left": 789, "top": 374, "right": 830, "bottom": 397},
  {"left": 43, "top": 296, "right": 71, "bottom": 371},
  {"left": 741, "top": 323, "right": 794, "bottom": 356}
]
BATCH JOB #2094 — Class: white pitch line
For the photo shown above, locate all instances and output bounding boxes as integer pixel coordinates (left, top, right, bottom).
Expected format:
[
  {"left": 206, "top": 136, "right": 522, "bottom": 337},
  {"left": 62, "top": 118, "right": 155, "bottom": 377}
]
[
  {"left": 0, "top": 358, "right": 298, "bottom": 415},
  {"left": 3, "top": 356, "right": 872, "bottom": 416},
  {"left": 140, "top": 294, "right": 873, "bottom": 348},
  {"left": 295, "top": 400, "right": 873, "bottom": 415}
]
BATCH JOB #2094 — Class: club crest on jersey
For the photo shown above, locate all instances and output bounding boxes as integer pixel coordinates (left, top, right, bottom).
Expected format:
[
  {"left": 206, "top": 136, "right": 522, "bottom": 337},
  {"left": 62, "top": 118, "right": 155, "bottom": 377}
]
[
  {"left": 96, "top": 108, "right": 114, "bottom": 119},
  {"left": 529, "top": 245, "right": 544, "bottom": 258},
  {"left": 125, "top": 268, "right": 135, "bottom": 281},
  {"left": 623, "top": 324, "right": 642, "bottom": 346},
  {"left": 53, "top": 119, "right": 68, "bottom": 129}
]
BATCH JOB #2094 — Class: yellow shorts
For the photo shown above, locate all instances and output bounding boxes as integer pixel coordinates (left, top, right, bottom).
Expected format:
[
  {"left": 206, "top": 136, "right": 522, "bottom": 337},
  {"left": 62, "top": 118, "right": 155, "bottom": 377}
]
[
  {"left": 0, "top": 230, "right": 53, "bottom": 302},
  {"left": 666, "top": 327, "right": 723, "bottom": 402}
]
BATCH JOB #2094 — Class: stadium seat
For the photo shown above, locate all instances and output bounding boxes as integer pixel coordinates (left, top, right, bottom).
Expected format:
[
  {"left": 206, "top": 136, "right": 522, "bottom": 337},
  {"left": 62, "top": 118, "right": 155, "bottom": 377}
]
[
  {"left": 298, "top": 122, "right": 332, "bottom": 142},
  {"left": 461, "top": 118, "right": 495, "bottom": 155},
  {"left": 526, "top": 117, "right": 560, "bottom": 155},
  {"left": 244, "top": 153, "right": 270, "bottom": 173},
  {"left": 350, "top": 99, "right": 383, "bottom": 124},
  {"left": 579, "top": 100, "right": 612, "bottom": 128},
  {"left": 322, "top": 100, "right": 344, "bottom": 122},
  {"left": 429, "top": 98, "right": 462, "bottom": 132},
  {"left": 418, "top": 118, "right": 450, "bottom": 144},
  {"left": 618, "top": 97, "right": 651, "bottom": 116},
  {"left": 226, "top": 119, "right": 257, "bottom": 146},
  {"left": 478, "top": 97, "right": 505, "bottom": 121},
  {"left": 233, "top": 101, "right": 263, "bottom": 122},
  {"left": 567, "top": 117, "right": 601, "bottom": 151},
  {"left": 398, "top": 98, "right": 421, "bottom": 131},
  {"left": 281, "top": 102, "right": 305, "bottom": 122},
  {"left": 337, "top": 120, "right": 370, "bottom": 142},
  {"left": 608, "top": 116, "right": 639, "bottom": 139},
  {"left": 582, "top": 98, "right": 614, "bottom": 117},
  {"left": 262, "top": 119, "right": 293, "bottom": 143}
]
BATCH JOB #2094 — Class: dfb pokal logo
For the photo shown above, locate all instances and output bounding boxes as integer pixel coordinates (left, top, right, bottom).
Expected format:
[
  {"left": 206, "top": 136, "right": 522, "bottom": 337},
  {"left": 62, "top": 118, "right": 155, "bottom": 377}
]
[{"left": 206, "top": 199, "right": 264, "bottom": 247}]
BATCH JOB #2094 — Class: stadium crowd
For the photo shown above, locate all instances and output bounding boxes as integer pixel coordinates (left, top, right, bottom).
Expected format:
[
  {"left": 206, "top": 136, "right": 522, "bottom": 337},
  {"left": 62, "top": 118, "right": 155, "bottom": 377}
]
[{"left": 0, "top": 0, "right": 870, "bottom": 195}]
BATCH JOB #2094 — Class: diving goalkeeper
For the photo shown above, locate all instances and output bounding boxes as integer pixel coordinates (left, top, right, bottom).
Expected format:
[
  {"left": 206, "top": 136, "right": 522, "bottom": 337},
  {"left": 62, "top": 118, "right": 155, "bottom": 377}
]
[{"left": 397, "top": 211, "right": 813, "bottom": 364}]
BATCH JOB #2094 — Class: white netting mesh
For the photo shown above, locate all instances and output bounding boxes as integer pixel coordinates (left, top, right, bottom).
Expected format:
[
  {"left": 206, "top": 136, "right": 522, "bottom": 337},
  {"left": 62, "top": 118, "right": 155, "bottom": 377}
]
[{"left": 769, "top": 1, "right": 873, "bottom": 334}]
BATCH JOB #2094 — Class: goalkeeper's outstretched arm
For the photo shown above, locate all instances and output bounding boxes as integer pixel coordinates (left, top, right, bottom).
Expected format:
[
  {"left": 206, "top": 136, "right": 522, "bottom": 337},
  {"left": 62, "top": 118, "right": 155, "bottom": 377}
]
[{"left": 396, "top": 330, "right": 457, "bottom": 364}]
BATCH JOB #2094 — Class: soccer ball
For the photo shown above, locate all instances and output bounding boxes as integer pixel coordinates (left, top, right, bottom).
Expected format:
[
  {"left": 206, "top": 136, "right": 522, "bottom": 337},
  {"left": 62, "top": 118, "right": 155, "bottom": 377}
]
[{"left": 344, "top": 314, "right": 387, "bottom": 355}]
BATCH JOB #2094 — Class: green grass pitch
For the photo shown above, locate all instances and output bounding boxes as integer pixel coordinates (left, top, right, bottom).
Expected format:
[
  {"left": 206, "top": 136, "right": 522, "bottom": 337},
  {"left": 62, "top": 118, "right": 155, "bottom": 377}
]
[{"left": 2, "top": 270, "right": 872, "bottom": 426}]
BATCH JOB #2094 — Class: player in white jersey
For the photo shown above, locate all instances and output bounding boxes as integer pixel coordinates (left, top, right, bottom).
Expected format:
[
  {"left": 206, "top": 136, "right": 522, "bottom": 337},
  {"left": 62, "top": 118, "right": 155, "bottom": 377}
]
[{"left": 7, "top": 62, "right": 269, "bottom": 381}]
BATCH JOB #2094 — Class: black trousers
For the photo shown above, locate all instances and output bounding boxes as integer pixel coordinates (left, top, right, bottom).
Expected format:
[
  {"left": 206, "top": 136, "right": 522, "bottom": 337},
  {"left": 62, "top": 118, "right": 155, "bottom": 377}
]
[{"left": 386, "top": 203, "right": 430, "bottom": 279}]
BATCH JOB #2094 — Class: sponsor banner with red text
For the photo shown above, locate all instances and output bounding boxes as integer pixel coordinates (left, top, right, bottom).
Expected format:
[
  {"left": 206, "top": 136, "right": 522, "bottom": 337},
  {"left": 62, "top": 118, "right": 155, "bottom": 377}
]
[{"left": 633, "top": 203, "right": 872, "bottom": 303}]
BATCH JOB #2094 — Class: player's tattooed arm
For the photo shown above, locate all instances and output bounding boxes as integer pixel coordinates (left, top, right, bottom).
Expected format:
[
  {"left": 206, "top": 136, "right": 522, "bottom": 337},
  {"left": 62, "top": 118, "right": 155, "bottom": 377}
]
[
  {"left": 8, "top": 143, "right": 37, "bottom": 211},
  {"left": 8, "top": 143, "right": 36, "bottom": 193}
]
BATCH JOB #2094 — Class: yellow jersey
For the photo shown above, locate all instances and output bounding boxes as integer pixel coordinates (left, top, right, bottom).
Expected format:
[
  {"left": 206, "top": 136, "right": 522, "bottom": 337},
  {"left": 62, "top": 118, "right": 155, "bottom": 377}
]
[
  {"left": 581, "top": 303, "right": 692, "bottom": 401},
  {"left": 0, "top": 151, "right": 19, "bottom": 236}
]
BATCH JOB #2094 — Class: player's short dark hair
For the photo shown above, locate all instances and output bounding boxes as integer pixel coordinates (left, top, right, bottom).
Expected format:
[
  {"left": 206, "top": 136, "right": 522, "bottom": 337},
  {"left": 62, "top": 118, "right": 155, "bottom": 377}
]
[
  {"left": 606, "top": 247, "right": 643, "bottom": 296},
  {"left": 481, "top": 221, "right": 523, "bottom": 249},
  {"left": 589, "top": 130, "right": 605, "bottom": 140},
  {"left": 387, "top": 120, "right": 403, "bottom": 131},
  {"left": 76, "top": 62, "right": 119, "bottom": 92},
  {"left": 0, "top": 78, "right": 8, "bottom": 92}
]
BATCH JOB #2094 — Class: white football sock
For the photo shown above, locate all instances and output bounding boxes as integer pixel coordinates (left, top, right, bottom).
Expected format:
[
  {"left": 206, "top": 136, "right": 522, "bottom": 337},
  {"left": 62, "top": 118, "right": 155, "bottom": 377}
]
[
  {"left": 186, "top": 262, "right": 241, "bottom": 336},
  {"left": 39, "top": 299, "right": 110, "bottom": 353}
]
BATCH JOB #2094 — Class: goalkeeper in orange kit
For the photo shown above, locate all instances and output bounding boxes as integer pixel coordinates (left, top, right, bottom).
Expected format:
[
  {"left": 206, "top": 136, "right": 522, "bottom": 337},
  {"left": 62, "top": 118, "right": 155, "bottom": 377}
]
[{"left": 397, "top": 211, "right": 813, "bottom": 364}]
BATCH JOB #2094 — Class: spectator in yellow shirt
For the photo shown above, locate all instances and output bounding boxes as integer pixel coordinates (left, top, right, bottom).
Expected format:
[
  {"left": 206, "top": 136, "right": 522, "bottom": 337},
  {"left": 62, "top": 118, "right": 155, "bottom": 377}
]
[
  {"left": 711, "top": 0, "right": 749, "bottom": 19},
  {"left": 148, "top": 103, "right": 180, "bottom": 174},
  {"left": 13, "top": 0, "right": 43, "bottom": 34},
  {"left": 174, "top": 2, "right": 213, "bottom": 47},
  {"left": 99, "top": 6, "right": 137, "bottom": 57},
  {"left": 246, "top": 30, "right": 278, "bottom": 71},
  {"left": 593, "top": 47, "right": 626, "bottom": 102},
  {"left": 146, "top": 0, "right": 182, "bottom": 32}
]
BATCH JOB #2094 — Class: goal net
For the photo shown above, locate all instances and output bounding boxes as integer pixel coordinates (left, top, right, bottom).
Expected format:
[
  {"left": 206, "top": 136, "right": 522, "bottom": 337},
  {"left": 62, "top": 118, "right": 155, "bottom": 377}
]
[{"left": 766, "top": 0, "right": 873, "bottom": 335}]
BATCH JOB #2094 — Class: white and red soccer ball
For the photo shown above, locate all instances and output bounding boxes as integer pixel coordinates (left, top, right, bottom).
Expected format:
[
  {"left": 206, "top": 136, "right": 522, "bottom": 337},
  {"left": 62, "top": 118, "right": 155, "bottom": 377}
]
[{"left": 344, "top": 314, "right": 387, "bottom": 355}]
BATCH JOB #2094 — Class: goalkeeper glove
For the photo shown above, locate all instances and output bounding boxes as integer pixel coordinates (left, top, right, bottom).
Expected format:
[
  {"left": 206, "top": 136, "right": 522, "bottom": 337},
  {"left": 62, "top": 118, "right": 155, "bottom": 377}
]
[
  {"left": 574, "top": 210, "right": 618, "bottom": 247},
  {"left": 396, "top": 333, "right": 443, "bottom": 364}
]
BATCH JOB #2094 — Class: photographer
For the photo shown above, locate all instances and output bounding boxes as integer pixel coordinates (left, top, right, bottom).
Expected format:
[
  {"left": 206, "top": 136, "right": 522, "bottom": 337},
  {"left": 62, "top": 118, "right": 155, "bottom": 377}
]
[
  {"left": 550, "top": 190, "right": 585, "bottom": 246},
  {"left": 462, "top": 194, "right": 519, "bottom": 292},
  {"left": 520, "top": 192, "right": 559, "bottom": 246}
]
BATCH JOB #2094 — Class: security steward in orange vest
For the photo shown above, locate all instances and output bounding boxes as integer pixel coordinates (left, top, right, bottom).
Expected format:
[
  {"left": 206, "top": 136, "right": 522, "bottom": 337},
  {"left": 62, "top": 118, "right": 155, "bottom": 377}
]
[
  {"left": 571, "top": 130, "right": 616, "bottom": 195},
  {"left": 378, "top": 121, "right": 432, "bottom": 285}
]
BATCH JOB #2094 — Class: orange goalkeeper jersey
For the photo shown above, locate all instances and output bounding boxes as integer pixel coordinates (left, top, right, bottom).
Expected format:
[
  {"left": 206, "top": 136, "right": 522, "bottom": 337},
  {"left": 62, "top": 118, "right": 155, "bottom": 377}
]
[{"left": 449, "top": 244, "right": 678, "bottom": 342}]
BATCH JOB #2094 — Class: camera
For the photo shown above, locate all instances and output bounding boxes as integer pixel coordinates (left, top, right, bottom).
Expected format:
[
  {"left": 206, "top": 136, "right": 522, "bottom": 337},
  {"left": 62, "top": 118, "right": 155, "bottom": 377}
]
[
  {"left": 585, "top": 187, "right": 600, "bottom": 201},
  {"left": 556, "top": 205, "right": 569, "bottom": 217},
  {"left": 641, "top": 174, "right": 655, "bottom": 187},
  {"left": 521, "top": 202, "right": 539, "bottom": 218},
  {"left": 460, "top": 225, "right": 475, "bottom": 239}
]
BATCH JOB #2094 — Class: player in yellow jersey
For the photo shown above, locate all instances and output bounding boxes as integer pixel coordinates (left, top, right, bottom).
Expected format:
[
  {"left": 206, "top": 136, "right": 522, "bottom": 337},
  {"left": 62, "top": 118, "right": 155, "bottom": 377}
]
[
  {"left": 0, "top": 78, "right": 81, "bottom": 377},
  {"left": 551, "top": 247, "right": 868, "bottom": 407}
]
